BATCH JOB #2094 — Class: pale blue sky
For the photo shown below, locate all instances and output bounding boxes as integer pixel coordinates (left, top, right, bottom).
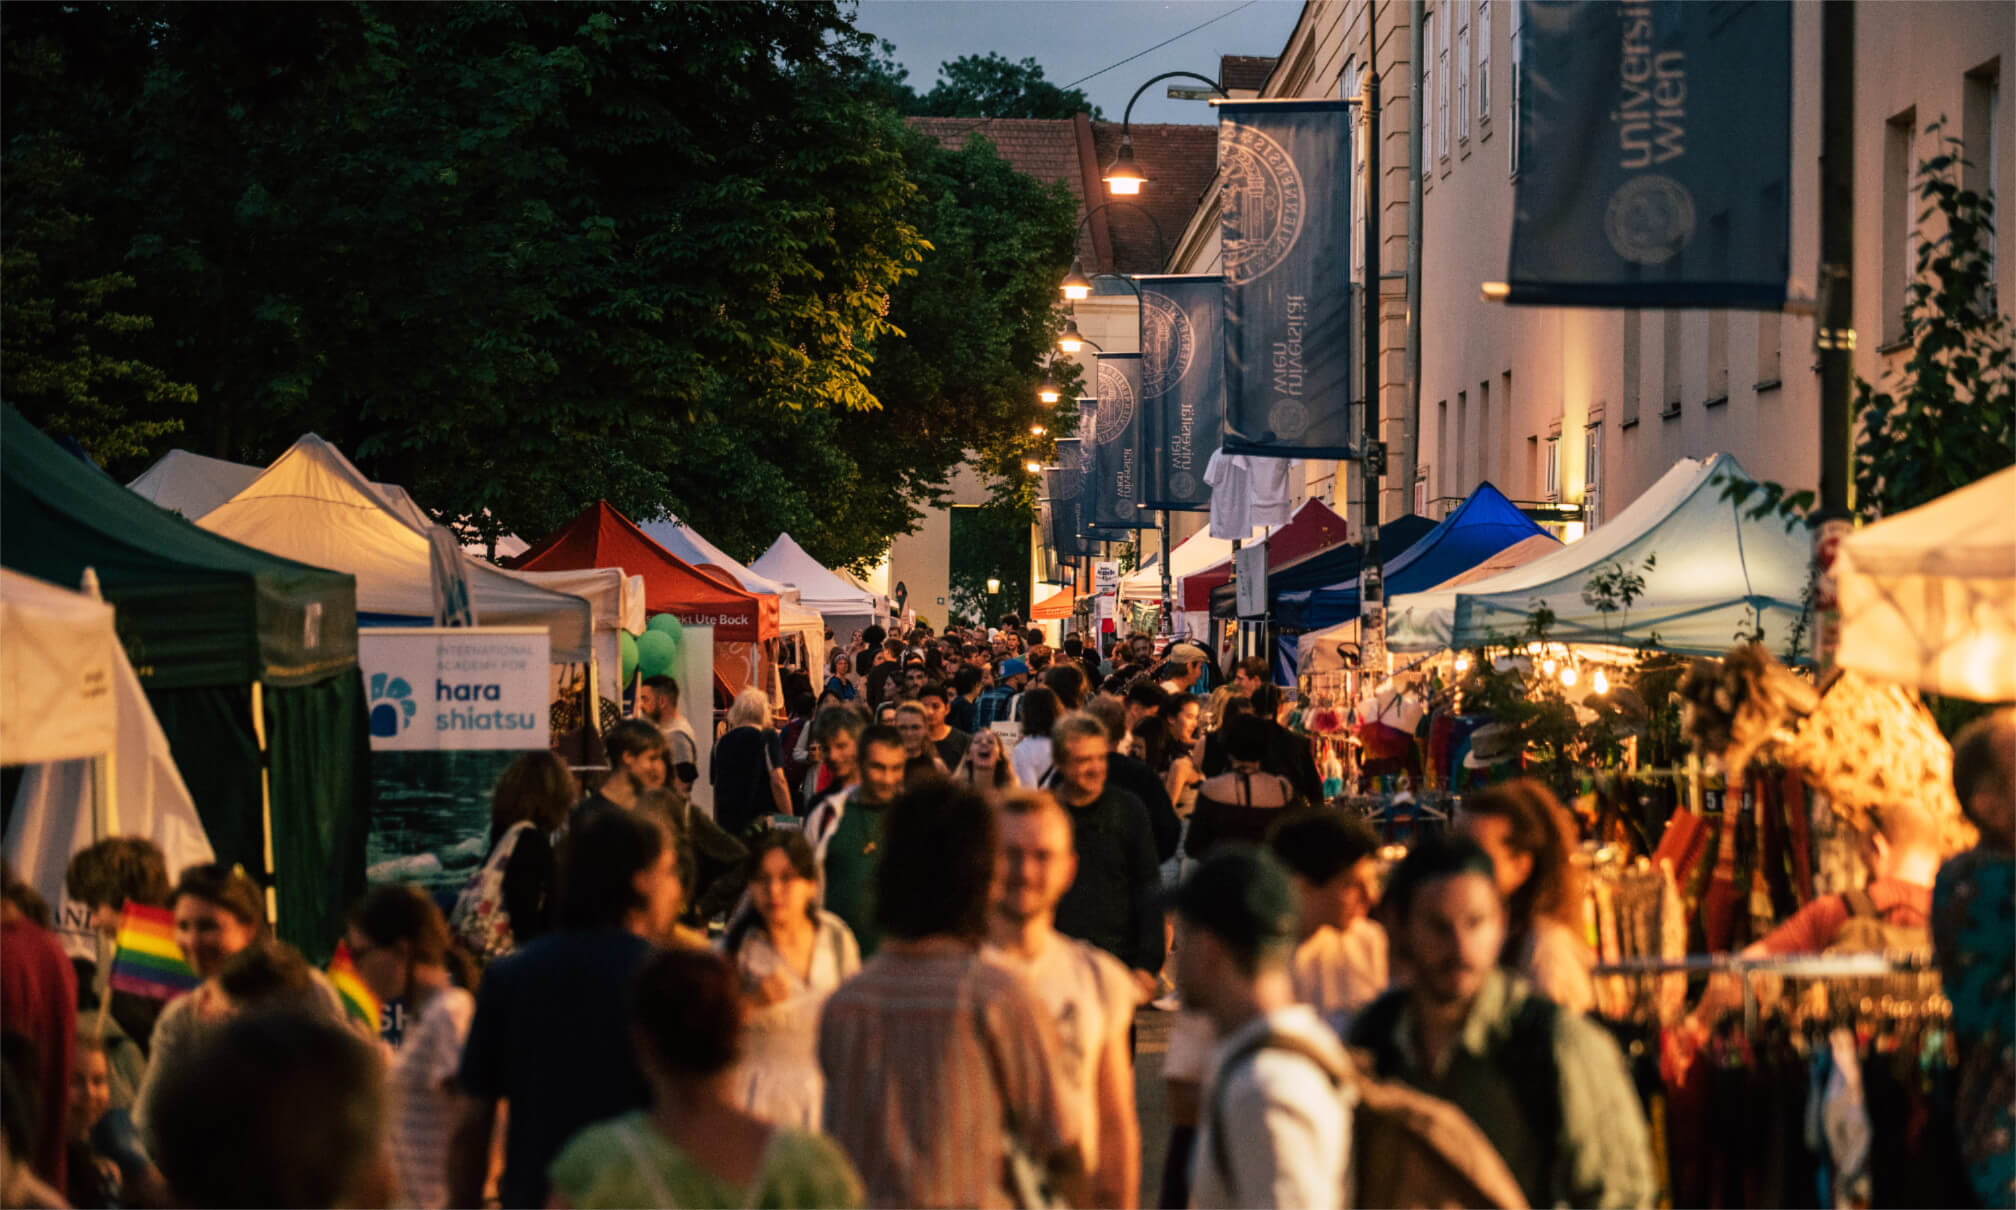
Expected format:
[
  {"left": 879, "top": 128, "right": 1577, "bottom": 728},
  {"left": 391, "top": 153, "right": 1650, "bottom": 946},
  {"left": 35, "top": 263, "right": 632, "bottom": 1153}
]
[{"left": 849, "top": 0, "right": 1306, "bottom": 126}]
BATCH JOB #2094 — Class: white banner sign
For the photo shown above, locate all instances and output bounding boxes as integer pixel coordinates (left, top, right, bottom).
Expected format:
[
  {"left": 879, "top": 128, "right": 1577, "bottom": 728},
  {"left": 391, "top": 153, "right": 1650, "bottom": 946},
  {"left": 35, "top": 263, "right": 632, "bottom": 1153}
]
[
  {"left": 1093, "top": 561, "right": 1121, "bottom": 596},
  {"left": 359, "top": 627, "right": 550, "bottom": 751},
  {"left": 1234, "top": 543, "right": 1269, "bottom": 619}
]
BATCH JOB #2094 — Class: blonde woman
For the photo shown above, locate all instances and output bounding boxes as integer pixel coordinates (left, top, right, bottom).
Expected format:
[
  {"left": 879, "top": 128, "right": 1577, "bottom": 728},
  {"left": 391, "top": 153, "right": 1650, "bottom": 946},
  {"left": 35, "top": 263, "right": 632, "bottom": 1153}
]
[
  {"left": 952, "top": 726, "right": 1023, "bottom": 805},
  {"left": 711, "top": 687, "right": 792, "bottom": 838}
]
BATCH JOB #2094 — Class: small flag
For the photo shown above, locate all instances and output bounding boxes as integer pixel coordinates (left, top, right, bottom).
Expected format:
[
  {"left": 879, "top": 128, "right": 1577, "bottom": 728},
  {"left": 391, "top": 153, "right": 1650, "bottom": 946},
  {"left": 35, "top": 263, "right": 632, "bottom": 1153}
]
[
  {"left": 108, "top": 901, "right": 200, "bottom": 1002},
  {"left": 327, "top": 941, "right": 381, "bottom": 1029}
]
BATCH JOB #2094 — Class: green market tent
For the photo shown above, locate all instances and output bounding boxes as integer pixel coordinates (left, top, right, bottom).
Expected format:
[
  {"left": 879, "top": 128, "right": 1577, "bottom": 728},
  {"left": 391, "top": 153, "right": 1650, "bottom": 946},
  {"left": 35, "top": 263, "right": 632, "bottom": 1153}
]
[{"left": 2, "top": 408, "right": 367, "bottom": 959}]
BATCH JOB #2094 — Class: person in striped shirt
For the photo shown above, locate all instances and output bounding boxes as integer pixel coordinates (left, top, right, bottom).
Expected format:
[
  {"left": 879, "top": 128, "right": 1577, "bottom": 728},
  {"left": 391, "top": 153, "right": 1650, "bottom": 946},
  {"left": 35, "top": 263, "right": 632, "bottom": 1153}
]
[{"left": 817, "top": 780, "right": 1084, "bottom": 1208}]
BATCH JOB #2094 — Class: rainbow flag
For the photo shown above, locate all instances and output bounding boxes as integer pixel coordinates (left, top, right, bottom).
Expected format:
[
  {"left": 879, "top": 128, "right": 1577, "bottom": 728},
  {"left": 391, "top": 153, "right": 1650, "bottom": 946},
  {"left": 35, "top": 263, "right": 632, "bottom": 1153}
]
[
  {"left": 327, "top": 942, "right": 381, "bottom": 1030},
  {"left": 108, "top": 901, "right": 200, "bottom": 1002}
]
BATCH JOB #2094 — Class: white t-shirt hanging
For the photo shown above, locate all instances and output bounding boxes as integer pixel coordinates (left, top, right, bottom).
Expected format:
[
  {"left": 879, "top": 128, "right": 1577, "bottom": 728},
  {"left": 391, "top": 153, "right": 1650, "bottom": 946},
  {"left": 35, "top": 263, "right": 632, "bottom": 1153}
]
[
  {"left": 1204, "top": 450, "right": 1252, "bottom": 540},
  {"left": 1250, "top": 457, "right": 1298, "bottom": 528}
]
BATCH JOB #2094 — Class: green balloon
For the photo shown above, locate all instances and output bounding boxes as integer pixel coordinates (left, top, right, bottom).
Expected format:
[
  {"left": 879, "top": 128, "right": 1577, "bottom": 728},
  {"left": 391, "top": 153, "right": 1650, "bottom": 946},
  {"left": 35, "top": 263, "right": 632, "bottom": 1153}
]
[
  {"left": 646, "top": 613, "right": 685, "bottom": 645},
  {"left": 619, "top": 630, "right": 639, "bottom": 686},
  {"left": 636, "top": 630, "right": 678, "bottom": 680}
]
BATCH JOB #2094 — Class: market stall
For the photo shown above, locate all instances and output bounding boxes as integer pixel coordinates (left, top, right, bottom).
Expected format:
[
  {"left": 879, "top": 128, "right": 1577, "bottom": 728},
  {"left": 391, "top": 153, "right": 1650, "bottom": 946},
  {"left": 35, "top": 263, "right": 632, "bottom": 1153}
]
[
  {"left": 2, "top": 408, "right": 364, "bottom": 958},
  {"left": 197, "top": 435, "right": 594, "bottom": 664},
  {"left": 1116, "top": 526, "right": 1235, "bottom": 640},
  {"left": 751, "top": 532, "right": 883, "bottom": 646},
  {"left": 1835, "top": 464, "right": 2016, "bottom": 702},
  {"left": 1388, "top": 454, "right": 1811, "bottom": 658}
]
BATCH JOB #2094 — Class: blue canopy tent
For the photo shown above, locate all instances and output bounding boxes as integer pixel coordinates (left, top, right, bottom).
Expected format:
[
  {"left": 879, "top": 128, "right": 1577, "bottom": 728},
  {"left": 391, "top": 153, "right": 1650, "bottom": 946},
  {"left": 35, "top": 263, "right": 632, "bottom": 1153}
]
[{"left": 1277, "top": 484, "right": 1554, "bottom": 629}]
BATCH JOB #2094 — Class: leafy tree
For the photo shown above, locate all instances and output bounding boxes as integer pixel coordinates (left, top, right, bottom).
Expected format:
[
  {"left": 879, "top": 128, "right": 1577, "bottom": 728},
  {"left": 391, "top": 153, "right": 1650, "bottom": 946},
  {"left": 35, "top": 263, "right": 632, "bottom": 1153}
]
[{"left": 915, "top": 53, "right": 1101, "bottom": 121}]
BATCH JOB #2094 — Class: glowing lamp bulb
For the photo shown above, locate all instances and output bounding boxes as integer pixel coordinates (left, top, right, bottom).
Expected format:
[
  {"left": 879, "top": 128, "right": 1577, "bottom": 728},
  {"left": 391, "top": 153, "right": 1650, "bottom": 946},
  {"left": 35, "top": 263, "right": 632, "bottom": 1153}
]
[
  {"left": 1059, "top": 334, "right": 1083, "bottom": 352},
  {"left": 1063, "top": 282, "right": 1091, "bottom": 300},
  {"left": 1454, "top": 654, "right": 1472, "bottom": 673},
  {"left": 1025, "top": 461, "right": 1043, "bottom": 474},
  {"left": 1542, "top": 657, "right": 1557, "bottom": 676},
  {"left": 1560, "top": 666, "right": 1578, "bottom": 687},
  {"left": 1038, "top": 385, "right": 1061, "bottom": 404},
  {"left": 1030, "top": 424, "right": 1046, "bottom": 435},
  {"left": 1593, "top": 668, "right": 1610, "bottom": 694}
]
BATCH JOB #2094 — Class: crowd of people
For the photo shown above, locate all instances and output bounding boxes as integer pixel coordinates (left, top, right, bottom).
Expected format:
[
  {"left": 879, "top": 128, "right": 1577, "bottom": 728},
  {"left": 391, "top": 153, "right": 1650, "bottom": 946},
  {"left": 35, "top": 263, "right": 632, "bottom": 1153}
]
[{"left": 1, "top": 611, "right": 2010, "bottom": 1210}]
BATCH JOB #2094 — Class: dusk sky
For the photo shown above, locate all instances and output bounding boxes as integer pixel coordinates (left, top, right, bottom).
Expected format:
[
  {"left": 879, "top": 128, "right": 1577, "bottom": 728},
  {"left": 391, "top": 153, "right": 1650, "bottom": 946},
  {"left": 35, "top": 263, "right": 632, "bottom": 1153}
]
[{"left": 850, "top": 0, "right": 1307, "bottom": 126}]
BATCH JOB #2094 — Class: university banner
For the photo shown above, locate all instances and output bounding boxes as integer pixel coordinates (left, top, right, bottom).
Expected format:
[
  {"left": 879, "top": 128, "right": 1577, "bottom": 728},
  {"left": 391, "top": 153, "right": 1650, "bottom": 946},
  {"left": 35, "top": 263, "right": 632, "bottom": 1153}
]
[
  {"left": 1217, "top": 99, "right": 1356, "bottom": 460},
  {"left": 1137, "top": 275, "right": 1225, "bottom": 511},
  {"left": 1506, "top": 0, "right": 1791, "bottom": 308},
  {"left": 1089, "top": 354, "right": 1156, "bottom": 530},
  {"left": 1043, "top": 461, "right": 1093, "bottom": 559}
]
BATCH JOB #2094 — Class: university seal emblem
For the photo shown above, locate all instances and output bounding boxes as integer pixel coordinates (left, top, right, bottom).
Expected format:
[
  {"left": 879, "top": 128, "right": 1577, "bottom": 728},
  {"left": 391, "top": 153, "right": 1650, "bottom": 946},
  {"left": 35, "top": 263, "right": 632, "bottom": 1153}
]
[
  {"left": 1267, "top": 400, "right": 1311, "bottom": 441},
  {"left": 1220, "top": 124, "right": 1306, "bottom": 285},
  {"left": 1140, "top": 291, "right": 1195, "bottom": 399},
  {"left": 1604, "top": 174, "right": 1696, "bottom": 265},
  {"left": 1092, "top": 362, "right": 1138, "bottom": 447}
]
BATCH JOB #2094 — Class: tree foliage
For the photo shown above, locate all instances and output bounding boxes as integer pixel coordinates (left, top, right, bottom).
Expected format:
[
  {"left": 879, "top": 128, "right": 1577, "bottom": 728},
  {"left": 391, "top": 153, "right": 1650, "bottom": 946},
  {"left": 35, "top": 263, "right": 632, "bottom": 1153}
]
[{"left": 910, "top": 53, "right": 1102, "bottom": 121}]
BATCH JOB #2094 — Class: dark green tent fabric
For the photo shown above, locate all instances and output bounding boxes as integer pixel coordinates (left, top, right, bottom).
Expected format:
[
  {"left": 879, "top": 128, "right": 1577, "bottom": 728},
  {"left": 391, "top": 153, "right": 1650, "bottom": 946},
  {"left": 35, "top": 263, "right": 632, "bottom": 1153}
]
[
  {"left": 266, "top": 672, "right": 371, "bottom": 964},
  {"left": 3, "top": 408, "right": 370, "bottom": 958},
  {"left": 1, "top": 407, "right": 357, "bottom": 689}
]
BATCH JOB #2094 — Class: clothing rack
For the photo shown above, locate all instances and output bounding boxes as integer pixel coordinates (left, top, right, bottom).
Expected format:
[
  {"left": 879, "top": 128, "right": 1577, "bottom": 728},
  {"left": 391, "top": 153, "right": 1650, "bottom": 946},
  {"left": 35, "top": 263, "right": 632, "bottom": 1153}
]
[{"left": 1591, "top": 952, "right": 1938, "bottom": 1034}]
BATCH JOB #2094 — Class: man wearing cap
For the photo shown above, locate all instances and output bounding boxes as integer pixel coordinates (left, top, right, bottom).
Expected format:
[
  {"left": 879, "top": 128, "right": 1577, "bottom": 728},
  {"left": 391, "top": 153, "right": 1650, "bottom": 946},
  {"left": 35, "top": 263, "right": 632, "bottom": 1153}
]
[
  {"left": 1159, "top": 642, "right": 1210, "bottom": 697},
  {"left": 976, "top": 658, "right": 1030, "bottom": 730},
  {"left": 1169, "top": 846, "right": 1352, "bottom": 1209},
  {"left": 1349, "top": 835, "right": 1655, "bottom": 1210}
]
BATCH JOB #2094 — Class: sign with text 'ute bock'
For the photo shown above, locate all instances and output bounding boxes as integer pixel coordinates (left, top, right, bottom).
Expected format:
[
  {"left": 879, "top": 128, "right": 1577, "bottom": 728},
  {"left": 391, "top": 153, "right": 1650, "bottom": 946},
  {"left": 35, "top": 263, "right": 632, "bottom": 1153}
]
[
  {"left": 1137, "top": 275, "right": 1225, "bottom": 511},
  {"left": 1506, "top": 0, "right": 1790, "bottom": 308},
  {"left": 1089, "top": 354, "right": 1157, "bottom": 530},
  {"left": 1217, "top": 98, "right": 1356, "bottom": 460},
  {"left": 359, "top": 628, "right": 550, "bottom": 751}
]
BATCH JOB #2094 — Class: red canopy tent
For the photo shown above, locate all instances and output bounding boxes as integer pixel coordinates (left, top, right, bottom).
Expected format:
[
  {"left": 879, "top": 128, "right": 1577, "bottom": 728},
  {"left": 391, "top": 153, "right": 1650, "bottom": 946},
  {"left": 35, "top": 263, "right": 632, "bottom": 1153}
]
[
  {"left": 510, "top": 502, "right": 778, "bottom": 643},
  {"left": 1180, "top": 499, "right": 1351, "bottom": 611}
]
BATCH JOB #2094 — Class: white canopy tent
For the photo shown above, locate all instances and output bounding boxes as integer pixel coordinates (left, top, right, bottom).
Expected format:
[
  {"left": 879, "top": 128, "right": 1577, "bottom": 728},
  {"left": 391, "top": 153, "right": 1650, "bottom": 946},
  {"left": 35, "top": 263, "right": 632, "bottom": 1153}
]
[
  {"left": 1296, "top": 534, "right": 1563, "bottom": 674},
  {"left": 3, "top": 569, "right": 215, "bottom": 959},
  {"left": 1836, "top": 465, "right": 2016, "bottom": 702},
  {"left": 129, "top": 448, "right": 528, "bottom": 558},
  {"left": 1116, "top": 526, "right": 1235, "bottom": 639},
  {"left": 751, "top": 533, "right": 882, "bottom": 644},
  {"left": 199, "top": 435, "right": 594, "bottom": 662},
  {"left": 1388, "top": 454, "right": 1812, "bottom": 658},
  {"left": 1, "top": 568, "right": 118, "bottom": 763}
]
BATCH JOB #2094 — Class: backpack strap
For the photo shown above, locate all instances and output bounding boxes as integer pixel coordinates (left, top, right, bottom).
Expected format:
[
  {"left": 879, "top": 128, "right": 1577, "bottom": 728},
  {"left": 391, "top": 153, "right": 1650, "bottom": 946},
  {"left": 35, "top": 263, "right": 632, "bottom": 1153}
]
[{"left": 1204, "top": 1031, "right": 1348, "bottom": 1196}]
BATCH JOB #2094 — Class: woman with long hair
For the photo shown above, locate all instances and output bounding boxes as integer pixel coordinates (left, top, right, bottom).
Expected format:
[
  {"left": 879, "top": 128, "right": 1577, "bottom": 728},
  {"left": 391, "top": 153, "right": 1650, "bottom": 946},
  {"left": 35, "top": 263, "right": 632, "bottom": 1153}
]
[
  {"left": 346, "top": 885, "right": 476, "bottom": 1210},
  {"left": 1455, "top": 778, "right": 1595, "bottom": 1014},
  {"left": 1008, "top": 686, "right": 1062, "bottom": 789},
  {"left": 717, "top": 833, "right": 861, "bottom": 1130},
  {"left": 1134, "top": 694, "right": 1204, "bottom": 816},
  {"left": 1184, "top": 715, "right": 1302, "bottom": 857},
  {"left": 951, "top": 726, "right": 1021, "bottom": 803},
  {"left": 453, "top": 750, "right": 575, "bottom": 960},
  {"left": 1199, "top": 695, "right": 1254, "bottom": 777}
]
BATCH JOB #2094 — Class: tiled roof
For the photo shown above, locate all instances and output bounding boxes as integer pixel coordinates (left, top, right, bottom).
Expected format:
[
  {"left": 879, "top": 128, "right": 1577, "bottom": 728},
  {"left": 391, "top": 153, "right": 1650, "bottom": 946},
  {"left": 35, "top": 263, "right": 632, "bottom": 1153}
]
[
  {"left": 1220, "top": 55, "right": 1277, "bottom": 92},
  {"left": 907, "top": 116, "right": 1110, "bottom": 270},
  {"left": 1090, "top": 122, "right": 1220, "bottom": 273}
]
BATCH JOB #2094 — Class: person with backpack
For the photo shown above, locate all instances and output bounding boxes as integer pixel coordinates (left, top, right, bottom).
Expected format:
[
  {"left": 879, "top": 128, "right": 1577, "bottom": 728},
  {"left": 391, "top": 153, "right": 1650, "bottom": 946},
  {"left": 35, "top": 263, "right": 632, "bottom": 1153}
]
[
  {"left": 1350, "top": 835, "right": 1655, "bottom": 1210},
  {"left": 452, "top": 751, "right": 575, "bottom": 961},
  {"left": 1166, "top": 845, "right": 1350, "bottom": 1208}
]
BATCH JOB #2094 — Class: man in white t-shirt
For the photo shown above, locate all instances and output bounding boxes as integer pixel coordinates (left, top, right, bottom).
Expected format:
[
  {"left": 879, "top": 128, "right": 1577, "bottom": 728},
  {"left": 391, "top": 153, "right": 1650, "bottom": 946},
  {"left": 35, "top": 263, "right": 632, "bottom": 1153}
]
[
  {"left": 1267, "top": 811, "right": 1389, "bottom": 1022},
  {"left": 637, "top": 674, "right": 699, "bottom": 769},
  {"left": 984, "top": 792, "right": 1141, "bottom": 1210}
]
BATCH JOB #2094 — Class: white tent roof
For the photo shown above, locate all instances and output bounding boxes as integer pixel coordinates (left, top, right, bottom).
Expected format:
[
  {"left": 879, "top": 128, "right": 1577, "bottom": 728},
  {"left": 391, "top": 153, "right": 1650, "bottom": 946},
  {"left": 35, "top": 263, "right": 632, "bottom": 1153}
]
[
  {"left": 1388, "top": 454, "right": 1812, "bottom": 658},
  {"left": 199, "top": 435, "right": 593, "bottom": 662},
  {"left": 750, "top": 533, "right": 879, "bottom": 616},
  {"left": 127, "top": 449, "right": 262, "bottom": 521},
  {"left": 1118, "top": 527, "right": 1235, "bottom": 601},
  {"left": 129, "top": 448, "right": 529, "bottom": 558},
  {"left": 637, "top": 516, "right": 800, "bottom": 603},
  {"left": 1837, "top": 465, "right": 2016, "bottom": 702},
  {"left": 1, "top": 569, "right": 117, "bottom": 764}
]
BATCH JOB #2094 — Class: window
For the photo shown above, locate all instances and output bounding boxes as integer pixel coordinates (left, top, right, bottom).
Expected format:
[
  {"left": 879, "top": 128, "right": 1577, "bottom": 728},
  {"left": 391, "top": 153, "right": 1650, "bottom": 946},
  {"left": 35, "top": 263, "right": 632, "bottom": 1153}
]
[
  {"left": 1438, "top": 3, "right": 1452, "bottom": 165},
  {"left": 1965, "top": 61, "right": 2001, "bottom": 283},
  {"left": 1525, "top": 434, "right": 1539, "bottom": 498},
  {"left": 1414, "top": 476, "right": 1429, "bottom": 515},
  {"left": 1661, "top": 310, "right": 1682, "bottom": 416},
  {"left": 1756, "top": 313, "right": 1782, "bottom": 389},
  {"left": 1622, "top": 310, "right": 1642, "bottom": 425},
  {"left": 1456, "top": 390, "right": 1470, "bottom": 488},
  {"left": 1422, "top": 9, "right": 1437, "bottom": 174},
  {"left": 1437, "top": 398, "right": 1451, "bottom": 497},
  {"left": 1476, "top": 0, "right": 1491, "bottom": 127},
  {"left": 1883, "top": 109, "right": 1917, "bottom": 347},
  {"left": 1477, "top": 378, "right": 1493, "bottom": 483},
  {"left": 1507, "top": 0, "right": 1523, "bottom": 176},
  {"left": 1584, "top": 423, "right": 1602, "bottom": 528},
  {"left": 1456, "top": 7, "right": 1471, "bottom": 146},
  {"left": 1544, "top": 435, "right": 1560, "bottom": 500}
]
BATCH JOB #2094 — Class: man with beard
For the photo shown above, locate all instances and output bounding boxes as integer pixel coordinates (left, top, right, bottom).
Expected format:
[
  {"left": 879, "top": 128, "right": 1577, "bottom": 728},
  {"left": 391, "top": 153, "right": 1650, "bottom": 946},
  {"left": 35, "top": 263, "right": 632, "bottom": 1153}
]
[
  {"left": 985, "top": 792, "right": 1141, "bottom": 1210},
  {"left": 804, "top": 724, "right": 908, "bottom": 958},
  {"left": 1349, "top": 835, "right": 1654, "bottom": 1210}
]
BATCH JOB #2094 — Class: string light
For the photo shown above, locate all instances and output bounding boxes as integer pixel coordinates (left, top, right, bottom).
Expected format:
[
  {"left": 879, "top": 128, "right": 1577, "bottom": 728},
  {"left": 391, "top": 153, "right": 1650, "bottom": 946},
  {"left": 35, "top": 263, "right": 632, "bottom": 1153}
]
[
  {"left": 1454, "top": 653, "right": 1472, "bottom": 673},
  {"left": 1542, "top": 657, "right": 1557, "bottom": 677},
  {"left": 1593, "top": 668, "right": 1610, "bottom": 694},
  {"left": 1560, "top": 665, "right": 1578, "bottom": 687}
]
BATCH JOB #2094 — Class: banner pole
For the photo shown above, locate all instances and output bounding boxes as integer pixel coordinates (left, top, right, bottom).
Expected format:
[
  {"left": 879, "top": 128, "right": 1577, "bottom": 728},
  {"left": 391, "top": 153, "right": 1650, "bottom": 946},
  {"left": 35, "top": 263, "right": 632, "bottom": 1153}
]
[
  {"left": 1159, "top": 511, "right": 1174, "bottom": 637},
  {"left": 1359, "top": 68, "right": 1388, "bottom": 682},
  {"left": 1811, "top": 0, "right": 1857, "bottom": 673}
]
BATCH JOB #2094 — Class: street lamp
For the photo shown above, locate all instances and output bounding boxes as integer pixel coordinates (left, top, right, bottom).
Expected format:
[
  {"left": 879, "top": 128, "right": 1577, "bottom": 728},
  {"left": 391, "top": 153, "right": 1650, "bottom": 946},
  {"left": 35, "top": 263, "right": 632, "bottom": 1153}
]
[
  {"left": 1024, "top": 460, "right": 1043, "bottom": 474},
  {"left": 1037, "top": 377, "right": 1062, "bottom": 404},
  {"left": 1060, "top": 260, "right": 1094, "bottom": 301},
  {"left": 1102, "top": 139, "right": 1147, "bottom": 194},
  {"left": 1030, "top": 424, "right": 1046, "bottom": 435},
  {"left": 986, "top": 578, "right": 1002, "bottom": 595}
]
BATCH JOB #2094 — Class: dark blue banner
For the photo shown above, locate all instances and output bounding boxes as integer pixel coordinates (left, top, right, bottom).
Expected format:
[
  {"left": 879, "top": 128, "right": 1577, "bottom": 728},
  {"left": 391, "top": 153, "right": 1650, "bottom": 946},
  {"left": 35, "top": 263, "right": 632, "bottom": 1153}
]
[
  {"left": 1088, "top": 354, "right": 1156, "bottom": 530},
  {"left": 1137, "top": 275, "right": 1224, "bottom": 511},
  {"left": 1506, "top": 0, "right": 1790, "bottom": 308},
  {"left": 1043, "top": 456, "right": 1093, "bottom": 559},
  {"left": 1218, "top": 99, "right": 1355, "bottom": 460}
]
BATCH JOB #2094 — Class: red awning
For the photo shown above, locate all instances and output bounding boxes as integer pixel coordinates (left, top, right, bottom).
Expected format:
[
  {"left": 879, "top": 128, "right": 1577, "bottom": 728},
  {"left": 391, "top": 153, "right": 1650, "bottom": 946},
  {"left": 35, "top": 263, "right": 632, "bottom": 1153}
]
[
  {"left": 1181, "top": 498, "right": 1351, "bottom": 611},
  {"left": 510, "top": 501, "right": 779, "bottom": 642}
]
